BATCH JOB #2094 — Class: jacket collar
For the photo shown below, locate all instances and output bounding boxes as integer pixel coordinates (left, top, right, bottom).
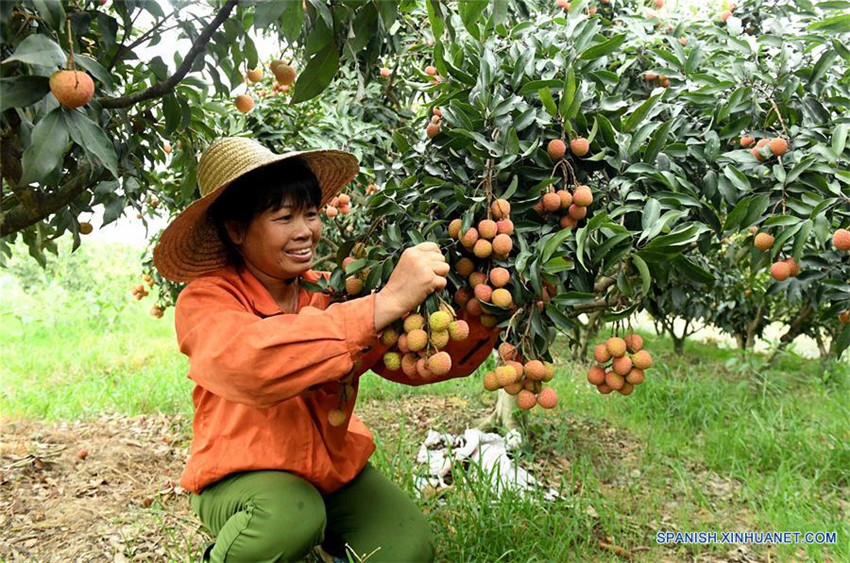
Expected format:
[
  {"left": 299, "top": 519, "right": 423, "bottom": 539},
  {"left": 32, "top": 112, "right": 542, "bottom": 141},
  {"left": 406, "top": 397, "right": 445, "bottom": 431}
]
[{"left": 230, "top": 264, "right": 321, "bottom": 317}]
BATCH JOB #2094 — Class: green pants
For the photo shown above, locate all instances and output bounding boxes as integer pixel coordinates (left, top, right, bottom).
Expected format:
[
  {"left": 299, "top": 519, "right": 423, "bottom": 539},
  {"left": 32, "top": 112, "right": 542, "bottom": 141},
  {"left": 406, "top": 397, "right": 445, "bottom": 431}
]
[{"left": 189, "top": 463, "right": 435, "bottom": 562}]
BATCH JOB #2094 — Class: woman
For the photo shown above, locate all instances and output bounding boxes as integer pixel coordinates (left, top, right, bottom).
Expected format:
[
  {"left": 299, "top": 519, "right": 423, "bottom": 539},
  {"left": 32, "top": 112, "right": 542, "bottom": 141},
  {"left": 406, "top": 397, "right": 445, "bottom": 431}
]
[{"left": 153, "top": 137, "right": 500, "bottom": 562}]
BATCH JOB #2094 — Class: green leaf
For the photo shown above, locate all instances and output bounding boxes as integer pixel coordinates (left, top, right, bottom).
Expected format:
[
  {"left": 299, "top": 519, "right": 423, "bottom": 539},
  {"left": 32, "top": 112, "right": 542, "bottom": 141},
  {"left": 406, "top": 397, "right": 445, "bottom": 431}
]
[
  {"left": 622, "top": 93, "right": 662, "bottom": 133},
  {"left": 2, "top": 34, "right": 66, "bottom": 67},
  {"left": 832, "top": 124, "right": 848, "bottom": 156},
  {"left": 643, "top": 119, "right": 672, "bottom": 164},
  {"left": 459, "top": 0, "right": 487, "bottom": 40},
  {"left": 541, "top": 228, "right": 573, "bottom": 263},
  {"left": 791, "top": 219, "right": 813, "bottom": 261},
  {"left": 723, "top": 165, "right": 751, "bottom": 193},
  {"left": 253, "top": 0, "right": 287, "bottom": 29},
  {"left": 545, "top": 305, "right": 573, "bottom": 332},
  {"left": 631, "top": 254, "right": 651, "bottom": 296},
  {"left": 559, "top": 67, "right": 575, "bottom": 117},
  {"left": 426, "top": 0, "right": 445, "bottom": 40},
  {"left": 578, "top": 33, "right": 626, "bottom": 61},
  {"left": 672, "top": 256, "right": 714, "bottom": 284},
  {"left": 808, "top": 14, "right": 850, "bottom": 33},
  {"left": 0, "top": 76, "right": 50, "bottom": 111},
  {"left": 641, "top": 198, "right": 661, "bottom": 231},
  {"left": 280, "top": 0, "right": 304, "bottom": 43},
  {"left": 32, "top": 0, "right": 65, "bottom": 32},
  {"left": 538, "top": 87, "right": 557, "bottom": 117},
  {"left": 19, "top": 108, "right": 69, "bottom": 186},
  {"left": 291, "top": 41, "right": 340, "bottom": 104},
  {"left": 63, "top": 110, "right": 119, "bottom": 177},
  {"left": 74, "top": 54, "right": 114, "bottom": 92}
]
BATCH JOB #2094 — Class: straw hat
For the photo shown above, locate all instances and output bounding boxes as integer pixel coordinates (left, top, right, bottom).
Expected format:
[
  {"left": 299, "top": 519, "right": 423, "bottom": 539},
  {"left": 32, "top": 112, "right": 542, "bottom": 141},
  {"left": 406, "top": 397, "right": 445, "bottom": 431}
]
[{"left": 153, "top": 137, "right": 359, "bottom": 283}]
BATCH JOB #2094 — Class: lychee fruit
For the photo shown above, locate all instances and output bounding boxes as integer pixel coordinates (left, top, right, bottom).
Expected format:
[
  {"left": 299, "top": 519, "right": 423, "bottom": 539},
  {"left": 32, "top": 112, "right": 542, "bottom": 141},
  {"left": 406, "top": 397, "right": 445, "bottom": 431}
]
[
  {"left": 491, "top": 288, "right": 513, "bottom": 308},
  {"left": 235, "top": 94, "right": 254, "bottom": 114},
  {"left": 460, "top": 227, "right": 479, "bottom": 248},
  {"left": 448, "top": 218, "right": 463, "bottom": 239},
  {"left": 770, "top": 261, "right": 791, "bottom": 281},
  {"left": 537, "top": 387, "right": 557, "bottom": 409},
  {"left": 383, "top": 352, "right": 401, "bottom": 371},
  {"left": 719, "top": 10, "right": 732, "bottom": 22},
  {"left": 618, "top": 382, "right": 635, "bottom": 396},
  {"left": 506, "top": 360, "right": 523, "bottom": 378},
  {"left": 597, "top": 383, "right": 613, "bottom": 394},
  {"left": 469, "top": 271, "right": 488, "bottom": 288},
  {"left": 626, "top": 368, "right": 645, "bottom": 385},
  {"left": 606, "top": 337, "right": 627, "bottom": 358},
  {"left": 454, "top": 288, "right": 472, "bottom": 308},
  {"left": 427, "top": 351, "right": 452, "bottom": 375},
  {"left": 499, "top": 342, "right": 518, "bottom": 361},
  {"left": 769, "top": 137, "right": 788, "bottom": 157},
  {"left": 273, "top": 63, "right": 296, "bottom": 85},
  {"left": 496, "top": 365, "right": 519, "bottom": 387},
  {"left": 612, "top": 356, "right": 633, "bottom": 376},
  {"left": 560, "top": 215, "right": 577, "bottom": 230},
  {"left": 740, "top": 136, "right": 755, "bottom": 148},
  {"left": 605, "top": 370, "right": 625, "bottom": 390},
  {"left": 474, "top": 283, "right": 493, "bottom": 303},
  {"left": 49, "top": 70, "right": 95, "bottom": 108},
  {"left": 754, "top": 232, "right": 774, "bottom": 250},
  {"left": 503, "top": 381, "right": 524, "bottom": 395},
  {"left": 492, "top": 234, "right": 513, "bottom": 256},
  {"left": 430, "top": 330, "right": 450, "bottom": 349},
  {"left": 557, "top": 190, "right": 573, "bottom": 209},
  {"left": 397, "top": 333, "right": 410, "bottom": 354},
  {"left": 473, "top": 239, "right": 493, "bottom": 258},
  {"left": 406, "top": 329, "right": 428, "bottom": 351},
  {"left": 400, "top": 353, "right": 418, "bottom": 377},
  {"left": 345, "top": 276, "right": 363, "bottom": 295},
  {"left": 573, "top": 185, "right": 593, "bottom": 207},
  {"left": 466, "top": 298, "right": 483, "bottom": 316},
  {"left": 594, "top": 344, "right": 612, "bottom": 363},
  {"left": 833, "top": 228, "right": 850, "bottom": 251},
  {"left": 380, "top": 327, "right": 399, "bottom": 346},
  {"left": 524, "top": 360, "right": 547, "bottom": 381},
  {"left": 478, "top": 219, "right": 498, "bottom": 240},
  {"left": 784, "top": 257, "right": 800, "bottom": 277},
  {"left": 403, "top": 314, "right": 425, "bottom": 332},
  {"left": 624, "top": 334, "right": 643, "bottom": 353},
  {"left": 481, "top": 313, "right": 500, "bottom": 328},
  {"left": 491, "top": 199, "right": 511, "bottom": 220},
  {"left": 543, "top": 192, "right": 562, "bottom": 213},
  {"left": 327, "top": 409, "right": 347, "bottom": 427},
  {"left": 517, "top": 390, "right": 537, "bottom": 410},
  {"left": 456, "top": 257, "right": 475, "bottom": 278},
  {"left": 429, "top": 311, "right": 452, "bottom": 332},
  {"left": 496, "top": 219, "right": 514, "bottom": 235},
  {"left": 542, "top": 362, "right": 556, "bottom": 382},
  {"left": 483, "top": 371, "right": 500, "bottom": 391},
  {"left": 645, "top": 72, "right": 658, "bottom": 81},
  {"left": 426, "top": 123, "right": 441, "bottom": 139},
  {"left": 448, "top": 320, "right": 470, "bottom": 341},
  {"left": 570, "top": 137, "right": 590, "bottom": 157},
  {"left": 631, "top": 350, "right": 653, "bottom": 370},
  {"left": 568, "top": 203, "right": 587, "bottom": 220},
  {"left": 417, "top": 358, "right": 435, "bottom": 379},
  {"left": 79, "top": 222, "right": 94, "bottom": 235},
  {"left": 587, "top": 365, "right": 606, "bottom": 385},
  {"left": 489, "top": 267, "right": 510, "bottom": 288},
  {"left": 548, "top": 139, "right": 567, "bottom": 160}
]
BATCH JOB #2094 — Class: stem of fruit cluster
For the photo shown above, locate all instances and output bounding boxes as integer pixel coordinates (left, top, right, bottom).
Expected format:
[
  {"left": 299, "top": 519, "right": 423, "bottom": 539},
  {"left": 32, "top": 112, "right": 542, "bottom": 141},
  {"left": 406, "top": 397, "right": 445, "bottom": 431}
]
[
  {"left": 768, "top": 98, "right": 789, "bottom": 139},
  {"left": 65, "top": 19, "right": 76, "bottom": 71}
]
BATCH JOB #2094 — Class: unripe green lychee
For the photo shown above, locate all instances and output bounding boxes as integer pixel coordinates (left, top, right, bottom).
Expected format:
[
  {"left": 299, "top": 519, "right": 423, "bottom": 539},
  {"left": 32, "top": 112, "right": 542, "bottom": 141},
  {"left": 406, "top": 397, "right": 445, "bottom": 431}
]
[
  {"left": 430, "top": 330, "right": 450, "bottom": 349},
  {"left": 537, "top": 387, "right": 557, "bottom": 409},
  {"left": 403, "top": 314, "right": 425, "bottom": 332},
  {"left": 407, "top": 329, "right": 428, "bottom": 351},
  {"left": 474, "top": 284, "right": 493, "bottom": 303},
  {"left": 483, "top": 371, "right": 500, "bottom": 391},
  {"left": 429, "top": 311, "right": 452, "bottom": 332},
  {"left": 495, "top": 365, "right": 518, "bottom": 387},
  {"left": 626, "top": 368, "right": 645, "bottom": 385},
  {"left": 594, "top": 344, "right": 612, "bottom": 363},
  {"left": 382, "top": 351, "right": 401, "bottom": 371},
  {"left": 481, "top": 314, "right": 499, "bottom": 328},
  {"left": 587, "top": 365, "right": 606, "bottom": 385},
  {"left": 557, "top": 190, "right": 572, "bottom": 209},
  {"left": 605, "top": 370, "right": 625, "bottom": 390},
  {"left": 473, "top": 239, "right": 493, "bottom": 258},
  {"left": 456, "top": 257, "right": 475, "bottom": 278},
  {"left": 517, "top": 390, "right": 537, "bottom": 410},
  {"left": 612, "top": 355, "right": 633, "bottom": 376},
  {"left": 427, "top": 351, "right": 452, "bottom": 376},
  {"left": 380, "top": 327, "right": 399, "bottom": 347},
  {"left": 489, "top": 267, "right": 510, "bottom": 288},
  {"left": 499, "top": 342, "right": 518, "bottom": 361},
  {"left": 478, "top": 219, "right": 498, "bottom": 240},
  {"left": 448, "top": 218, "right": 463, "bottom": 239},
  {"left": 543, "top": 192, "right": 562, "bottom": 212},
  {"left": 492, "top": 234, "right": 513, "bottom": 255},
  {"left": 606, "top": 337, "right": 627, "bottom": 358},
  {"left": 448, "top": 320, "right": 470, "bottom": 341},
  {"left": 624, "top": 334, "right": 643, "bottom": 353},
  {"left": 491, "top": 288, "right": 513, "bottom": 308},
  {"left": 631, "top": 350, "right": 653, "bottom": 370},
  {"left": 524, "top": 360, "right": 547, "bottom": 381},
  {"left": 573, "top": 185, "right": 593, "bottom": 207},
  {"left": 401, "top": 353, "right": 419, "bottom": 377}
]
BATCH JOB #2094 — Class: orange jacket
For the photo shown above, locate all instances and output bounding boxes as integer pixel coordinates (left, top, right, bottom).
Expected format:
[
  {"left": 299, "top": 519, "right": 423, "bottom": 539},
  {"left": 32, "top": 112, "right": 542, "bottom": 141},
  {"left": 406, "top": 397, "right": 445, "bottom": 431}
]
[{"left": 175, "top": 264, "right": 500, "bottom": 494}]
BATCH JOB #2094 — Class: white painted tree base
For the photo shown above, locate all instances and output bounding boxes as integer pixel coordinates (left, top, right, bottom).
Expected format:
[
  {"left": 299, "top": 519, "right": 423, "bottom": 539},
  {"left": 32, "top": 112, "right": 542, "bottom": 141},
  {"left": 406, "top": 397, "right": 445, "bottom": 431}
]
[{"left": 475, "top": 350, "right": 518, "bottom": 431}]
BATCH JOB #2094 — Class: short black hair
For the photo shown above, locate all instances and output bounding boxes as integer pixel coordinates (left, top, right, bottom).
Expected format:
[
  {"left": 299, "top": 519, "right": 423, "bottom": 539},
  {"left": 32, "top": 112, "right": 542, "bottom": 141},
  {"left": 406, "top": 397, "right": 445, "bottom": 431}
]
[{"left": 208, "top": 158, "right": 322, "bottom": 266}]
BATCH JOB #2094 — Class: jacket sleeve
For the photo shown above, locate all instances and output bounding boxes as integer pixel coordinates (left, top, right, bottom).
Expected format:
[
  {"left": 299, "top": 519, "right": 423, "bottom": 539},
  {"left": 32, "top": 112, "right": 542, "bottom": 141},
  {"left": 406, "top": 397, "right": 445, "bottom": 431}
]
[
  {"left": 175, "top": 279, "right": 379, "bottom": 408},
  {"left": 370, "top": 309, "right": 500, "bottom": 386}
]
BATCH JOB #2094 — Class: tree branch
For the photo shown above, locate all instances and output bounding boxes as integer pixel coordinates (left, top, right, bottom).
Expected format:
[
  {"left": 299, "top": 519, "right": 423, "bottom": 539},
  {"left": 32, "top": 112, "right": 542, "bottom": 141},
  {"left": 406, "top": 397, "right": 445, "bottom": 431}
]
[
  {"left": 98, "top": 0, "right": 238, "bottom": 110},
  {"left": 1, "top": 161, "right": 110, "bottom": 237}
]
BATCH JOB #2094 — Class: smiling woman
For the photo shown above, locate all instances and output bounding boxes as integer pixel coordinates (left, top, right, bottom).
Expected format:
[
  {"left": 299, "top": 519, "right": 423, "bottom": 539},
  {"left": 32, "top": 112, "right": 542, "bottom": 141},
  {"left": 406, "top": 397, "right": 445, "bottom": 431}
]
[{"left": 151, "top": 137, "right": 501, "bottom": 562}]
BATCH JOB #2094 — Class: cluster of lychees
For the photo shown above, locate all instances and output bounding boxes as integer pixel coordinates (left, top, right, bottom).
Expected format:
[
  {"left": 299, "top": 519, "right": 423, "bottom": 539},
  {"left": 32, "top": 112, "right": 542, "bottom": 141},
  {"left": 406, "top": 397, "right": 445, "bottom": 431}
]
[
  {"left": 447, "top": 198, "right": 516, "bottom": 329},
  {"left": 482, "top": 342, "right": 558, "bottom": 410},
  {"left": 365, "top": 183, "right": 380, "bottom": 196},
  {"left": 750, "top": 230, "right": 801, "bottom": 281},
  {"left": 130, "top": 274, "right": 155, "bottom": 301},
  {"left": 586, "top": 335, "right": 652, "bottom": 395},
  {"left": 378, "top": 307, "right": 470, "bottom": 380},
  {"left": 426, "top": 107, "right": 443, "bottom": 139},
  {"left": 537, "top": 183, "right": 594, "bottom": 231},
  {"left": 324, "top": 193, "right": 351, "bottom": 218},
  {"left": 739, "top": 136, "right": 788, "bottom": 162}
]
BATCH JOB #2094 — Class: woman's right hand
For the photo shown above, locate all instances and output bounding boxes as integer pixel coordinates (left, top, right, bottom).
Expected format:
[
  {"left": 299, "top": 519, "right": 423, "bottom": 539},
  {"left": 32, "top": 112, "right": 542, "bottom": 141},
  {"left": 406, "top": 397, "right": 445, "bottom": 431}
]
[{"left": 374, "top": 242, "right": 450, "bottom": 328}]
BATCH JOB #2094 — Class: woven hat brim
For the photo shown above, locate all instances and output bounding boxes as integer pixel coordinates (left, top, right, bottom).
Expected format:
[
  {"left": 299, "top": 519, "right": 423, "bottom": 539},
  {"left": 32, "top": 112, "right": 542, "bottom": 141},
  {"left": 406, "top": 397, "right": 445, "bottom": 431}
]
[{"left": 153, "top": 150, "right": 359, "bottom": 283}]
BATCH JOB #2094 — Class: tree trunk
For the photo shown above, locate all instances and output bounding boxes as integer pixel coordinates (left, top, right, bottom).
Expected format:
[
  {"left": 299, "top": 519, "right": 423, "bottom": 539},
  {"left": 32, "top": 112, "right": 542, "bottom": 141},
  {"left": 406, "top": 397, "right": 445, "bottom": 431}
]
[{"left": 672, "top": 336, "right": 685, "bottom": 355}]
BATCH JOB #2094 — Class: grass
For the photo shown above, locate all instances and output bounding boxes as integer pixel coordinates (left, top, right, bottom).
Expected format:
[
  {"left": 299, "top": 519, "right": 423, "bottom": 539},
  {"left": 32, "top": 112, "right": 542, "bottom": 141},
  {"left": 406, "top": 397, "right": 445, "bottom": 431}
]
[{"left": 2, "top": 240, "right": 848, "bottom": 561}]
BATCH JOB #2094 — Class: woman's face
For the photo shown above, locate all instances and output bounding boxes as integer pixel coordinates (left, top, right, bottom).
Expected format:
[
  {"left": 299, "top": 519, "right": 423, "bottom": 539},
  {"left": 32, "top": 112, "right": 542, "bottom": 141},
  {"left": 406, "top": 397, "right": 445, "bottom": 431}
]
[{"left": 226, "top": 197, "right": 322, "bottom": 280}]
